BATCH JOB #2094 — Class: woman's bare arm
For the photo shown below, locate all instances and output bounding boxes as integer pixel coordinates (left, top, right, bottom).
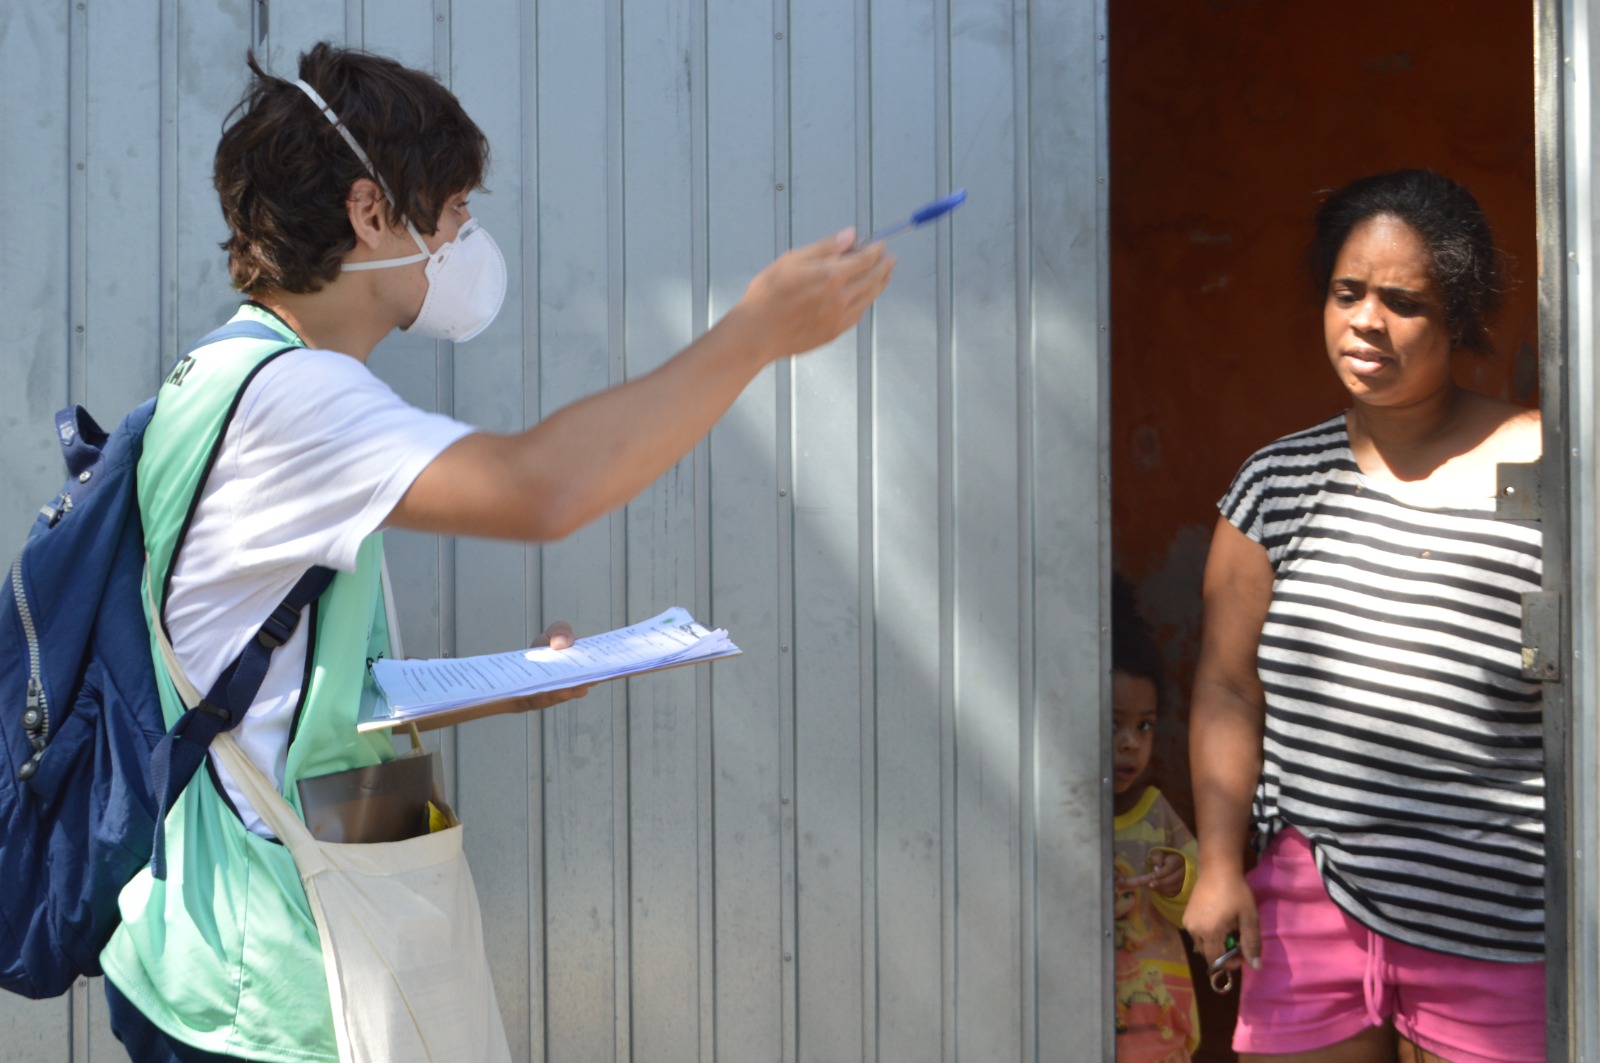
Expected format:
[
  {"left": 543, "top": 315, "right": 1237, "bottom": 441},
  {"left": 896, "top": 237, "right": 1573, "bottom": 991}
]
[{"left": 1183, "top": 515, "right": 1274, "bottom": 968}]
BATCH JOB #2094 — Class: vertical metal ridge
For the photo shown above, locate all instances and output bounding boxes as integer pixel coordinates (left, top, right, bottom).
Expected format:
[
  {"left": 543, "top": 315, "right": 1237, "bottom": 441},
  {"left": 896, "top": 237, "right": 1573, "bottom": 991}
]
[
  {"left": 430, "top": 3, "right": 460, "bottom": 899},
  {"left": 1092, "top": 5, "right": 1114, "bottom": 1060},
  {"left": 606, "top": 0, "right": 633, "bottom": 1057},
  {"left": 68, "top": 0, "right": 88, "bottom": 409},
  {"left": 935, "top": 0, "right": 957, "bottom": 1060},
  {"left": 1013, "top": 0, "right": 1039, "bottom": 1058},
  {"left": 69, "top": 0, "right": 89, "bottom": 921},
  {"left": 689, "top": 2, "right": 717, "bottom": 1060},
  {"left": 432, "top": 4, "right": 460, "bottom": 852},
  {"left": 854, "top": 1, "right": 879, "bottom": 1060},
  {"left": 433, "top": 0, "right": 456, "bottom": 475},
  {"left": 159, "top": 0, "right": 180, "bottom": 381},
  {"left": 520, "top": 0, "right": 548, "bottom": 1057},
  {"left": 772, "top": 1, "right": 798, "bottom": 1058}
]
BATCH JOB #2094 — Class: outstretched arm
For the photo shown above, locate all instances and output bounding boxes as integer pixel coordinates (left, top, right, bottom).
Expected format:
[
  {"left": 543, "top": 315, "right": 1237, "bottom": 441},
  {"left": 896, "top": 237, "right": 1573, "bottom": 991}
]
[{"left": 388, "top": 230, "right": 894, "bottom": 540}]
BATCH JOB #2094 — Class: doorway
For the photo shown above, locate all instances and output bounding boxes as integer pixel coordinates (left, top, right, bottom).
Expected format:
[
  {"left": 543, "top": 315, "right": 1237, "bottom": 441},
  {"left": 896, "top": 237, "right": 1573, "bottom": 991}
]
[{"left": 1108, "top": 4, "right": 1539, "bottom": 1059}]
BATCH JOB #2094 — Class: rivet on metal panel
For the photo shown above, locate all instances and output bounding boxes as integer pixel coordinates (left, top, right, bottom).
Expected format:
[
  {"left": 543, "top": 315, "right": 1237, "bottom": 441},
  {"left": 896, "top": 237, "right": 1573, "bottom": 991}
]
[
  {"left": 436, "top": 13, "right": 444, "bottom": 21},
  {"left": 781, "top": 645, "right": 789, "bottom": 653},
  {"left": 776, "top": 183, "right": 785, "bottom": 192},
  {"left": 775, "top": 31, "right": 784, "bottom": 40},
  {"left": 778, "top": 487, "right": 787, "bottom": 496},
  {"left": 781, "top": 796, "right": 790, "bottom": 805},
  {"left": 784, "top": 953, "right": 793, "bottom": 962},
  {"left": 75, "top": 324, "right": 84, "bottom": 333},
  {"left": 76, "top": 161, "right": 85, "bottom": 171},
  {"left": 1495, "top": 461, "right": 1540, "bottom": 520}
]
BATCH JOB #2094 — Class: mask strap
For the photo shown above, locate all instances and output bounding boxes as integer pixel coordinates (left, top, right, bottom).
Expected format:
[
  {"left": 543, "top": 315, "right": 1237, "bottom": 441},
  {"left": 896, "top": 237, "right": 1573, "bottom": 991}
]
[{"left": 292, "top": 76, "right": 431, "bottom": 268}]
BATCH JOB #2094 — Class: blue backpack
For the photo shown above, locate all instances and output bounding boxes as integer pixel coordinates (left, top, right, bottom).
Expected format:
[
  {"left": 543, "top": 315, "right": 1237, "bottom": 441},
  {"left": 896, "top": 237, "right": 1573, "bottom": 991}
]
[{"left": 0, "top": 321, "right": 332, "bottom": 999}]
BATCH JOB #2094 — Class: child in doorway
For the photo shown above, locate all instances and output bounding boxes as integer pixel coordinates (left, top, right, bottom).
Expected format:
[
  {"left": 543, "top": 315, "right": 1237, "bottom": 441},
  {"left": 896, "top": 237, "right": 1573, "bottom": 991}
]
[{"left": 1112, "top": 573, "right": 1200, "bottom": 1063}]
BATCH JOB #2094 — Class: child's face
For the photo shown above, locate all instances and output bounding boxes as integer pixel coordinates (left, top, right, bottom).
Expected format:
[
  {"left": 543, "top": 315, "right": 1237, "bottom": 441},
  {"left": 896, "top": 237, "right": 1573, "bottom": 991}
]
[{"left": 1112, "top": 671, "right": 1158, "bottom": 796}]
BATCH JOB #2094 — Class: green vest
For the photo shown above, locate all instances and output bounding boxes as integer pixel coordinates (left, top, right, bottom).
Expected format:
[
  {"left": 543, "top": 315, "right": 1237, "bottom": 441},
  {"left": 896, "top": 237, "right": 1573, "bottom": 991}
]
[{"left": 101, "top": 305, "right": 396, "bottom": 1062}]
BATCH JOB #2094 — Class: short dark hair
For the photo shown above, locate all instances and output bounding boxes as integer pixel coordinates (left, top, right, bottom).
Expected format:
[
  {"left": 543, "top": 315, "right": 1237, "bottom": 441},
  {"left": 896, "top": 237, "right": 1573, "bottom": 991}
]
[
  {"left": 1111, "top": 572, "right": 1162, "bottom": 693},
  {"left": 1309, "top": 169, "right": 1504, "bottom": 355},
  {"left": 215, "top": 42, "right": 490, "bottom": 295}
]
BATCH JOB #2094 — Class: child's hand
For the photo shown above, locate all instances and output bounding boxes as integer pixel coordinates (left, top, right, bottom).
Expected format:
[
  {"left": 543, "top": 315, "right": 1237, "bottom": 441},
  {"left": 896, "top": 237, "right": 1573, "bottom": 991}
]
[{"left": 1121, "top": 850, "right": 1187, "bottom": 898}]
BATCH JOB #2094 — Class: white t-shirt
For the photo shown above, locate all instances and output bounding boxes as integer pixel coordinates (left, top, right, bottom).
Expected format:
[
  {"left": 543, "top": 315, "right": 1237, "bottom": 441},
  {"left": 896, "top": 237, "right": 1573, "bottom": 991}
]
[{"left": 162, "top": 346, "right": 473, "bottom": 836}]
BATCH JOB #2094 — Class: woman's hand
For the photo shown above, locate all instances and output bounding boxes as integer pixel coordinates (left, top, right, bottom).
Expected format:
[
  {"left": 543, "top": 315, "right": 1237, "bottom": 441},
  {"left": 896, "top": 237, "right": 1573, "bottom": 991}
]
[{"left": 1183, "top": 864, "right": 1259, "bottom": 974}]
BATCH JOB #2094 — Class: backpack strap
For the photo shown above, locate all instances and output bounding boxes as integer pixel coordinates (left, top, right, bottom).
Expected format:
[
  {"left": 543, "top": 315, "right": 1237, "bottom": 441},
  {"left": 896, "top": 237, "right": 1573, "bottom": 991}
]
[
  {"left": 183, "top": 319, "right": 290, "bottom": 348},
  {"left": 44, "top": 324, "right": 290, "bottom": 521},
  {"left": 148, "top": 566, "right": 333, "bottom": 878},
  {"left": 141, "top": 318, "right": 335, "bottom": 879}
]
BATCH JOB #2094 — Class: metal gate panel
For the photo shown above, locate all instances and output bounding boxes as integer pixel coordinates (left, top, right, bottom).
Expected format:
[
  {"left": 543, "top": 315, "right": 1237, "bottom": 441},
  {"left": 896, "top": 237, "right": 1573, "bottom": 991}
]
[{"left": 0, "top": 2, "right": 1109, "bottom": 1060}]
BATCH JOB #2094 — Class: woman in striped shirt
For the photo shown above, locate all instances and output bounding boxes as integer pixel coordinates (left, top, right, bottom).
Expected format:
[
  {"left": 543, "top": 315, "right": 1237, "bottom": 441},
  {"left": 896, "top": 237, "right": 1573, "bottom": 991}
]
[{"left": 1184, "top": 171, "right": 1545, "bottom": 1063}]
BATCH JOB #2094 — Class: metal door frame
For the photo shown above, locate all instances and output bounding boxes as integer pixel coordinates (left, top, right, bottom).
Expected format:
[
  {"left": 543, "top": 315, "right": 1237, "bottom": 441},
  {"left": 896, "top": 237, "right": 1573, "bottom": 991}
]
[{"left": 1540, "top": 1, "right": 1599, "bottom": 1058}]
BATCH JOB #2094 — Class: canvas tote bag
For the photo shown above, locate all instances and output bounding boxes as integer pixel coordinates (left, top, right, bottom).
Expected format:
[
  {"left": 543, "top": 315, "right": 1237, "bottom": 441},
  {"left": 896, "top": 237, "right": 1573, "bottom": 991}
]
[
  {"left": 212, "top": 733, "right": 512, "bottom": 1063},
  {"left": 152, "top": 605, "right": 511, "bottom": 1063}
]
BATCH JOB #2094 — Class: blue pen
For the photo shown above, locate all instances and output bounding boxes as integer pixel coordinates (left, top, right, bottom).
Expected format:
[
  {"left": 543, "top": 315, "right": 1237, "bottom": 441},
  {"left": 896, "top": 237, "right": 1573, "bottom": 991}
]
[{"left": 859, "top": 189, "right": 967, "bottom": 247}]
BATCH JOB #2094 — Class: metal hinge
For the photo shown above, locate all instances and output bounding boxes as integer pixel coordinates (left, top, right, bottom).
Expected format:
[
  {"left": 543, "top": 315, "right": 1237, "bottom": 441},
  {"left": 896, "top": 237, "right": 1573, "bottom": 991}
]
[
  {"left": 1496, "top": 461, "right": 1542, "bottom": 521},
  {"left": 1496, "top": 463, "right": 1558, "bottom": 681},
  {"left": 1522, "top": 591, "right": 1562, "bottom": 682}
]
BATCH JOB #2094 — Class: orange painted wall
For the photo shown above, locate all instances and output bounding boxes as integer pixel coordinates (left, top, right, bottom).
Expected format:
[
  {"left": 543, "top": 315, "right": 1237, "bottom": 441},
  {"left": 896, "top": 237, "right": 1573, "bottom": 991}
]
[{"left": 1109, "top": 3, "right": 1536, "bottom": 1057}]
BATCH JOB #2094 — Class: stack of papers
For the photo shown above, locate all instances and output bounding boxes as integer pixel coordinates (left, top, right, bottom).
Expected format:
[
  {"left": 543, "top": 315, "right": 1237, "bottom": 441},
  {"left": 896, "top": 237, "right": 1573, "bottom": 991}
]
[{"left": 360, "top": 606, "right": 740, "bottom": 732}]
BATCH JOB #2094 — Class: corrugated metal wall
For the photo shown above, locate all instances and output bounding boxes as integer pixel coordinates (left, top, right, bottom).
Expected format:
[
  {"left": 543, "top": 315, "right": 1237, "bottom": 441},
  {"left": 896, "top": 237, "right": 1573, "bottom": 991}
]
[{"left": 0, "top": 1, "right": 1109, "bottom": 1060}]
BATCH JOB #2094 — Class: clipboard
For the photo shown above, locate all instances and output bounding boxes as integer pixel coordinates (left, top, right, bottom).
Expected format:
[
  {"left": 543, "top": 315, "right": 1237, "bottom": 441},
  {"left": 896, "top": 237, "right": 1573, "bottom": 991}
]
[{"left": 357, "top": 606, "right": 741, "bottom": 733}]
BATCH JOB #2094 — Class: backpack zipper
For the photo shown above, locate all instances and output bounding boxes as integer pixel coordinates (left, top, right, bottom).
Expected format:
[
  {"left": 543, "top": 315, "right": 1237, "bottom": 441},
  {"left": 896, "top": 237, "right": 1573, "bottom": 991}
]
[{"left": 11, "top": 555, "right": 47, "bottom": 750}]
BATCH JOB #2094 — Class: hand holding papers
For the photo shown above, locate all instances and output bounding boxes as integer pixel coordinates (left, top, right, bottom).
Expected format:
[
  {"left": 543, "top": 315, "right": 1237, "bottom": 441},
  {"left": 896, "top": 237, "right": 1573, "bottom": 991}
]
[{"left": 360, "top": 607, "right": 740, "bottom": 732}]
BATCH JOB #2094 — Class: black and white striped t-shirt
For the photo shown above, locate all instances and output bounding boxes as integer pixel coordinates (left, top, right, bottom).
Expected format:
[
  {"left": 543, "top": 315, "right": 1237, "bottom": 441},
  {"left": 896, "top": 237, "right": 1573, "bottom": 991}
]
[{"left": 1219, "top": 414, "right": 1544, "bottom": 962}]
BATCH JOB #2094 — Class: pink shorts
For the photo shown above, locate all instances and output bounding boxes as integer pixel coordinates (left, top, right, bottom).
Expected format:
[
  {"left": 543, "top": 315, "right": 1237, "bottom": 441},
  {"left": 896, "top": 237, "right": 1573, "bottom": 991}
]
[{"left": 1234, "top": 827, "right": 1545, "bottom": 1063}]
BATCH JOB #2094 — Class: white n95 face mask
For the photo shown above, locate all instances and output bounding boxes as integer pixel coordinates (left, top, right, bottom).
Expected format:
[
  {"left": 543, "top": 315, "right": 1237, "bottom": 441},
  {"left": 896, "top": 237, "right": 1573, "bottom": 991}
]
[
  {"left": 343, "top": 216, "right": 508, "bottom": 343},
  {"left": 292, "top": 77, "right": 507, "bottom": 342}
]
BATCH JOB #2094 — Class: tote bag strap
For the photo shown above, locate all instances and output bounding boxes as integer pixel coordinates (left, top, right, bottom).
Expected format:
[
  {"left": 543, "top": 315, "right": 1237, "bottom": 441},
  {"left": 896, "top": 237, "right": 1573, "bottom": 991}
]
[{"left": 210, "top": 734, "right": 330, "bottom": 875}]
